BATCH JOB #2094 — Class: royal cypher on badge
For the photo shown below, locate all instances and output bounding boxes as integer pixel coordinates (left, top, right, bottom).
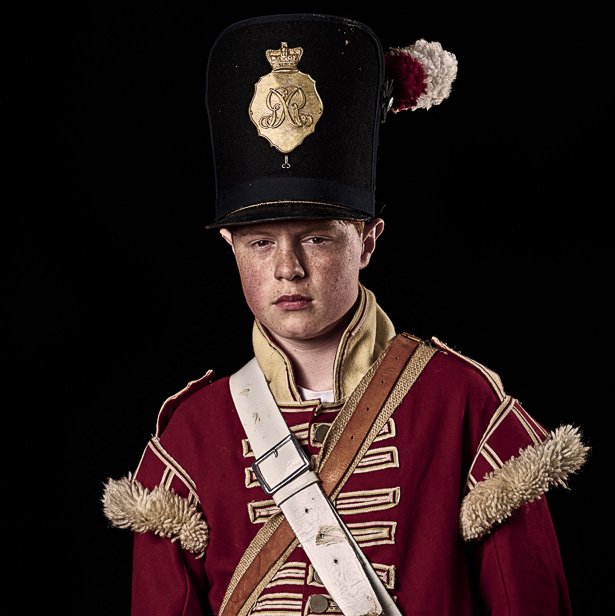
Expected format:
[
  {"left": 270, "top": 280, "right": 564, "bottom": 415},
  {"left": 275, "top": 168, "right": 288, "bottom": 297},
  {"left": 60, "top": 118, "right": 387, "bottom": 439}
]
[{"left": 249, "top": 42, "right": 323, "bottom": 154}]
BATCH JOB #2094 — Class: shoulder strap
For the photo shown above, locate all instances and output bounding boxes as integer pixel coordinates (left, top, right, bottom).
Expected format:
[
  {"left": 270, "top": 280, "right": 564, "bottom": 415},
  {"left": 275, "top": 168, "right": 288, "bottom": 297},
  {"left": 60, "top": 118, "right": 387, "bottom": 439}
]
[
  {"left": 221, "top": 333, "right": 436, "bottom": 616},
  {"left": 231, "top": 359, "right": 388, "bottom": 616}
]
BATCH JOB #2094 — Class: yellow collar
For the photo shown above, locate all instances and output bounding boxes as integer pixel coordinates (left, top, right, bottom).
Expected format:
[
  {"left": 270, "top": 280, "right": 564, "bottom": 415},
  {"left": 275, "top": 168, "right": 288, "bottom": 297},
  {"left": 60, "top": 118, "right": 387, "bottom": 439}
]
[{"left": 252, "top": 285, "right": 396, "bottom": 405}]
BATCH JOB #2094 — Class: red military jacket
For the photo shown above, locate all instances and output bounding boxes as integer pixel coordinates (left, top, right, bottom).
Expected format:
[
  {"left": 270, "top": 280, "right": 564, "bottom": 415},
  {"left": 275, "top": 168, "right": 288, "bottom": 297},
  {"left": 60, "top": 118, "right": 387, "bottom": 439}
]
[{"left": 103, "top": 286, "right": 587, "bottom": 615}]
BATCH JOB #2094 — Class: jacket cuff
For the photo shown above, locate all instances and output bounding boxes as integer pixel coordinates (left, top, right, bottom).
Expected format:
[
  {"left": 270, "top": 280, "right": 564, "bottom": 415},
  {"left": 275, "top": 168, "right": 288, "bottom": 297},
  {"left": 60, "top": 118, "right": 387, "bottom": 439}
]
[
  {"left": 102, "top": 474, "right": 209, "bottom": 556},
  {"left": 460, "top": 425, "right": 589, "bottom": 541}
]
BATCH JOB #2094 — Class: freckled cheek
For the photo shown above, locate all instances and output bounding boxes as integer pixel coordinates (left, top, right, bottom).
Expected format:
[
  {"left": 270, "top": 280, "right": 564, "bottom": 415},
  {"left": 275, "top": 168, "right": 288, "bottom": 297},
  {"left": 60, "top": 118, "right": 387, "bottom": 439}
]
[
  {"left": 236, "top": 257, "right": 268, "bottom": 315},
  {"left": 313, "top": 253, "right": 361, "bottom": 311}
]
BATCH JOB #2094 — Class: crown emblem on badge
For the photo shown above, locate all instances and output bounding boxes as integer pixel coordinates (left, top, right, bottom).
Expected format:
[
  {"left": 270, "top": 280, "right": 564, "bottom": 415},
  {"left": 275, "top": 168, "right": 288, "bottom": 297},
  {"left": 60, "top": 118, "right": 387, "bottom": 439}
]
[
  {"left": 249, "top": 42, "right": 323, "bottom": 157},
  {"left": 266, "top": 42, "right": 303, "bottom": 71}
]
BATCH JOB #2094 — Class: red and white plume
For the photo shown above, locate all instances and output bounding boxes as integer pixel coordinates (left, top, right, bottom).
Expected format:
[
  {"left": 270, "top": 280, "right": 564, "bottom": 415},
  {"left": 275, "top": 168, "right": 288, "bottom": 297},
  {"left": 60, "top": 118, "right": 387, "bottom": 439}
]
[{"left": 384, "top": 39, "right": 458, "bottom": 114}]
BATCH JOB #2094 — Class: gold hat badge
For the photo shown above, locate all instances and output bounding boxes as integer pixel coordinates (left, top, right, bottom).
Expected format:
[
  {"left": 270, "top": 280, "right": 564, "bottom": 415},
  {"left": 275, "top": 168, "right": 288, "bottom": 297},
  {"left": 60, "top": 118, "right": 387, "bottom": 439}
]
[{"left": 249, "top": 42, "right": 323, "bottom": 156}]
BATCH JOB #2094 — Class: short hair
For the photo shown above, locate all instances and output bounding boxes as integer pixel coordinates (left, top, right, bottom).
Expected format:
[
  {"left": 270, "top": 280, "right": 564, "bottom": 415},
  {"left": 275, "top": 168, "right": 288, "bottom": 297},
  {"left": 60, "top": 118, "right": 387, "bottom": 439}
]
[{"left": 340, "top": 219, "right": 366, "bottom": 235}]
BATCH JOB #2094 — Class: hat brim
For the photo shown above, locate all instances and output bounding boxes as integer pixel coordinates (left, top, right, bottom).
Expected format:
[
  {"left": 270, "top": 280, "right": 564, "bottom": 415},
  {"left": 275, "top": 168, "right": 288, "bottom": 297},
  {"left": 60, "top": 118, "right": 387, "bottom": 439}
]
[{"left": 204, "top": 201, "right": 372, "bottom": 230}]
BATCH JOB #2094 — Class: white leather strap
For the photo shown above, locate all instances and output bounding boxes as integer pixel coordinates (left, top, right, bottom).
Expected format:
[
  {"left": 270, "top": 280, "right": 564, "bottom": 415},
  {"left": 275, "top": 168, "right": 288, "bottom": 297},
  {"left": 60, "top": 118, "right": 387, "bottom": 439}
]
[{"left": 230, "top": 357, "right": 401, "bottom": 616}]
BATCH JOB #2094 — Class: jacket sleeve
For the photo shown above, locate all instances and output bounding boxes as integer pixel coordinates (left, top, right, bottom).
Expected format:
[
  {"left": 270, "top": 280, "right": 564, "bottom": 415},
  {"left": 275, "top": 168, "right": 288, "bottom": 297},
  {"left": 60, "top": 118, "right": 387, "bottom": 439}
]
[
  {"left": 129, "top": 439, "right": 211, "bottom": 616},
  {"left": 467, "top": 495, "right": 573, "bottom": 615},
  {"left": 102, "top": 371, "right": 216, "bottom": 615},
  {"left": 103, "top": 437, "right": 211, "bottom": 616},
  {"left": 132, "top": 529, "right": 210, "bottom": 616},
  {"left": 460, "top": 397, "right": 588, "bottom": 615}
]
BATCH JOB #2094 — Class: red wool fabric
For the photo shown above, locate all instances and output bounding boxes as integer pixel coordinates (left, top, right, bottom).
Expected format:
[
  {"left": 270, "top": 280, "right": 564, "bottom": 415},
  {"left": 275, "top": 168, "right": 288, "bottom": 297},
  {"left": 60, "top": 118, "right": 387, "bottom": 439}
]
[{"left": 129, "top": 346, "right": 571, "bottom": 616}]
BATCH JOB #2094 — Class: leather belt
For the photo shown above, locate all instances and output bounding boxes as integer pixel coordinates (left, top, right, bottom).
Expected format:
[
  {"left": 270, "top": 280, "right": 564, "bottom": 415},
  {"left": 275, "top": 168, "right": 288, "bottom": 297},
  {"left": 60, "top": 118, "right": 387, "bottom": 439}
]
[
  {"left": 228, "top": 333, "right": 423, "bottom": 616},
  {"left": 231, "top": 356, "right": 387, "bottom": 616}
]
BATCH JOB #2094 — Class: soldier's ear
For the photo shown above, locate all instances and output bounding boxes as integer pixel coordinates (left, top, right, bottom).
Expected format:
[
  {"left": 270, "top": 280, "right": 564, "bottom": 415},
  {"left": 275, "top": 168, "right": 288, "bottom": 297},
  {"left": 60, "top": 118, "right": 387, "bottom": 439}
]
[
  {"left": 360, "top": 218, "right": 385, "bottom": 269},
  {"left": 219, "top": 229, "right": 235, "bottom": 254}
]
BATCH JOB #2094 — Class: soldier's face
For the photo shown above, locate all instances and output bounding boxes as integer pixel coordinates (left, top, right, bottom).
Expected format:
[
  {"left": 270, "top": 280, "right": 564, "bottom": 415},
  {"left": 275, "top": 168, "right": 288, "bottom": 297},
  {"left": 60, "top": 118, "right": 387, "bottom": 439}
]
[{"left": 221, "top": 218, "right": 383, "bottom": 344}]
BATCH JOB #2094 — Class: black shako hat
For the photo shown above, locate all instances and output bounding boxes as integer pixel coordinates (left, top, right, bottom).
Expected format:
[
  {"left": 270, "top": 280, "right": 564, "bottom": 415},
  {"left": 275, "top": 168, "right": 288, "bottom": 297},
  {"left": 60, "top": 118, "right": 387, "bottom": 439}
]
[
  {"left": 204, "top": 14, "right": 458, "bottom": 228},
  {"left": 205, "top": 14, "right": 385, "bottom": 228}
]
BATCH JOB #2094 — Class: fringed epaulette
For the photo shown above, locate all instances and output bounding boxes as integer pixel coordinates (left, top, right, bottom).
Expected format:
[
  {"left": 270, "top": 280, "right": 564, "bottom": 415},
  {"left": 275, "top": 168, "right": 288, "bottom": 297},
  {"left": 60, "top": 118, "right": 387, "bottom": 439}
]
[
  {"left": 102, "top": 474, "right": 208, "bottom": 557},
  {"left": 429, "top": 336, "right": 589, "bottom": 540},
  {"left": 460, "top": 425, "right": 589, "bottom": 541}
]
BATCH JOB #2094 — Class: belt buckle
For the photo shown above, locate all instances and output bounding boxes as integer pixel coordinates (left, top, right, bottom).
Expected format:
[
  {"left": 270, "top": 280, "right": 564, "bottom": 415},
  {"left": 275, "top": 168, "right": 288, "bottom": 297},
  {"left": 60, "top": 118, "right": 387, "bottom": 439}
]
[{"left": 252, "top": 433, "right": 311, "bottom": 495}]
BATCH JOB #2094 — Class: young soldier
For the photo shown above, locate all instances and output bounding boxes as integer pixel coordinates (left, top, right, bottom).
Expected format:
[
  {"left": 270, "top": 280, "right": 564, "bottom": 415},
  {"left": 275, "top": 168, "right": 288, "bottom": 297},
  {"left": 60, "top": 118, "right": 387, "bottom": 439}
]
[{"left": 103, "top": 14, "right": 588, "bottom": 616}]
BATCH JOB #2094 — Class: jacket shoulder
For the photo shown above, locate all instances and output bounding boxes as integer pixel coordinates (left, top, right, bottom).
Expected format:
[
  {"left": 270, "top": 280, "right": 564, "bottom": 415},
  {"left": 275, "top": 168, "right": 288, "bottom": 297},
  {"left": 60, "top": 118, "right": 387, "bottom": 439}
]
[
  {"left": 155, "top": 369, "right": 218, "bottom": 436},
  {"left": 428, "top": 336, "right": 506, "bottom": 401}
]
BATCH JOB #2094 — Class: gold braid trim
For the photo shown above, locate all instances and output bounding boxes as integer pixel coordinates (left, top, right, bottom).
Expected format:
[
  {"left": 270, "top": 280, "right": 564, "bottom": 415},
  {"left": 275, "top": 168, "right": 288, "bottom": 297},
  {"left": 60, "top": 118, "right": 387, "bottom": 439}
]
[
  {"left": 220, "top": 514, "right": 299, "bottom": 616},
  {"left": 460, "top": 425, "right": 589, "bottom": 541},
  {"left": 102, "top": 474, "right": 208, "bottom": 557}
]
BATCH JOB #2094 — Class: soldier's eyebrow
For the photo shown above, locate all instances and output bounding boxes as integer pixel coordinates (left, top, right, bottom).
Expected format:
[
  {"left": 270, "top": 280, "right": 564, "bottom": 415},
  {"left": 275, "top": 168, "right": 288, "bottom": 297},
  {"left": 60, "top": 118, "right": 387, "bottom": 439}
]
[{"left": 235, "top": 221, "right": 341, "bottom": 240}]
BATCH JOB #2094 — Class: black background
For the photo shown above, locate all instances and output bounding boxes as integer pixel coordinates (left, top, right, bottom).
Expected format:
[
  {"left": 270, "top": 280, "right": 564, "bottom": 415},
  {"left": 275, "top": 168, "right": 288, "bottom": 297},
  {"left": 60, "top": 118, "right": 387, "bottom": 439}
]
[{"left": 12, "top": 3, "right": 611, "bottom": 614}]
